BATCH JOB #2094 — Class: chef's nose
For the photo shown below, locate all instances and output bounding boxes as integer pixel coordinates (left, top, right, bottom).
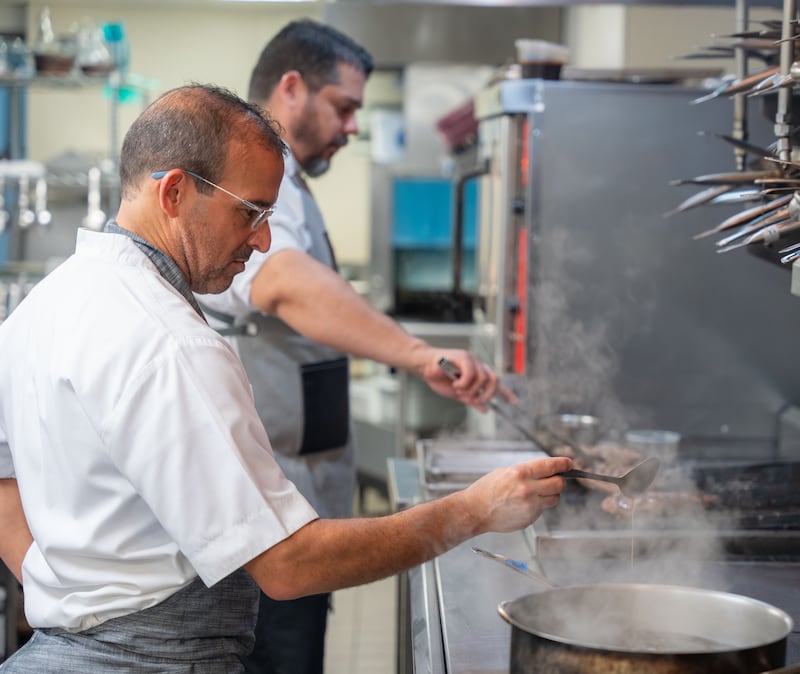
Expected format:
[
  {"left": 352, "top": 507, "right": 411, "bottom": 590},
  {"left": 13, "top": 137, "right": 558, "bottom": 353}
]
[
  {"left": 343, "top": 112, "right": 358, "bottom": 137},
  {"left": 249, "top": 222, "right": 271, "bottom": 253}
]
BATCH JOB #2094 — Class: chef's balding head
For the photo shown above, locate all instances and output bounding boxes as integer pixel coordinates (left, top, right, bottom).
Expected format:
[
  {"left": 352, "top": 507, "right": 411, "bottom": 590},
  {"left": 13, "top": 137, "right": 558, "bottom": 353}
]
[{"left": 118, "top": 83, "right": 286, "bottom": 199}]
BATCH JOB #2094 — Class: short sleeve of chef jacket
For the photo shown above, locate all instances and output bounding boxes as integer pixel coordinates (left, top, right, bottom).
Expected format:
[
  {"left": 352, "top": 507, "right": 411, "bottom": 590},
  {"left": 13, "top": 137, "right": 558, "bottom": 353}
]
[{"left": 103, "top": 333, "right": 318, "bottom": 585}]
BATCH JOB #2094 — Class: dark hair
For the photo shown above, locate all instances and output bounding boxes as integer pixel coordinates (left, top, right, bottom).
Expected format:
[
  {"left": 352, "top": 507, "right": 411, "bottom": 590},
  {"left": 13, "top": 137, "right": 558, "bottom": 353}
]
[
  {"left": 248, "top": 19, "right": 373, "bottom": 103},
  {"left": 119, "top": 83, "right": 287, "bottom": 199}
]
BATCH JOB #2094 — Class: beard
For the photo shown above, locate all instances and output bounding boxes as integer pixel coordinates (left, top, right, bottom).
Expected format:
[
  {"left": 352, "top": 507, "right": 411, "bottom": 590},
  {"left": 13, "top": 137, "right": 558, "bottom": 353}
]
[
  {"left": 291, "top": 99, "right": 348, "bottom": 178},
  {"left": 184, "top": 201, "right": 252, "bottom": 295},
  {"left": 303, "top": 156, "right": 332, "bottom": 179}
]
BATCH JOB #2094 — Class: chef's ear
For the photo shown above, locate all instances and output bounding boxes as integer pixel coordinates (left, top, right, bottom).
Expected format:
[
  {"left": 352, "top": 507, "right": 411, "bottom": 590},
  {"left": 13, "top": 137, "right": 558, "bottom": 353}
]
[
  {"left": 279, "top": 70, "right": 306, "bottom": 105},
  {"left": 152, "top": 169, "right": 185, "bottom": 218}
]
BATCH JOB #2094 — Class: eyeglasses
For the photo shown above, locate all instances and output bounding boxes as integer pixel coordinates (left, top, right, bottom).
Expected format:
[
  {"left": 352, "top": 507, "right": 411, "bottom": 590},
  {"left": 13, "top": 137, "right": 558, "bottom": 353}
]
[{"left": 151, "top": 169, "right": 275, "bottom": 230}]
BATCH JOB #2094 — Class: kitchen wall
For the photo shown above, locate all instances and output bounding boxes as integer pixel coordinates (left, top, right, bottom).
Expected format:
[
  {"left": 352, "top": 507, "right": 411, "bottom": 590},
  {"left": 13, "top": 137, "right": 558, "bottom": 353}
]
[
  {"left": 7, "top": 1, "right": 785, "bottom": 267},
  {"left": 20, "top": 1, "right": 377, "bottom": 265},
  {"left": 566, "top": 4, "right": 782, "bottom": 70}
]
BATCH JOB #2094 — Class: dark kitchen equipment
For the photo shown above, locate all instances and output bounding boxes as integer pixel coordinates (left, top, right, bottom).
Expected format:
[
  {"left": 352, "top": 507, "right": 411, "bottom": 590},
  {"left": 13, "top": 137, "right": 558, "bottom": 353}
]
[
  {"left": 560, "top": 456, "right": 661, "bottom": 497},
  {"left": 470, "top": 78, "right": 800, "bottom": 460},
  {"left": 692, "top": 461, "right": 800, "bottom": 511},
  {"left": 500, "top": 583, "right": 794, "bottom": 674},
  {"left": 537, "top": 460, "right": 800, "bottom": 565}
]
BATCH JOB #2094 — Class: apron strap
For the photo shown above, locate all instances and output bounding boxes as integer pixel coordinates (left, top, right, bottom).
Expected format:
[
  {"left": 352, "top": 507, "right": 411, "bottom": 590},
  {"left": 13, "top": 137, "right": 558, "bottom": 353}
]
[{"left": 198, "top": 302, "right": 258, "bottom": 337}]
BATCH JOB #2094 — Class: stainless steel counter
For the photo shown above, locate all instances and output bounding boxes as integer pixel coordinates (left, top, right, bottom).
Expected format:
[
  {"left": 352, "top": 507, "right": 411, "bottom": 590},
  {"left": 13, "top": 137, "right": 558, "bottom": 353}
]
[
  {"left": 390, "top": 456, "right": 544, "bottom": 673},
  {"left": 389, "top": 458, "right": 800, "bottom": 674}
]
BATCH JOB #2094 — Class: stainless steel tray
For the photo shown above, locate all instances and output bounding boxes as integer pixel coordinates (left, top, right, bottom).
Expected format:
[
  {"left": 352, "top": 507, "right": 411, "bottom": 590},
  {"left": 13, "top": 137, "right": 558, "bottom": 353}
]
[{"left": 417, "top": 438, "right": 546, "bottom": 493}]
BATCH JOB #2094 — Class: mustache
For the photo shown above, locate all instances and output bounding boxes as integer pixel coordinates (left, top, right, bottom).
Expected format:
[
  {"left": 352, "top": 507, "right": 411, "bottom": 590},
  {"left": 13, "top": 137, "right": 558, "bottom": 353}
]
[{"left": 331, "top": 134, "right": 348, "bottom": 149}]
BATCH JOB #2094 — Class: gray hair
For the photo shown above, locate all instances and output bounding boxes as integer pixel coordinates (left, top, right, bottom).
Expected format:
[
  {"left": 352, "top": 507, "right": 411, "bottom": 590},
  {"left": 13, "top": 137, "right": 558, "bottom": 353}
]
[{"left": 119, "top": 83, "right": 286, "bottom": 199}]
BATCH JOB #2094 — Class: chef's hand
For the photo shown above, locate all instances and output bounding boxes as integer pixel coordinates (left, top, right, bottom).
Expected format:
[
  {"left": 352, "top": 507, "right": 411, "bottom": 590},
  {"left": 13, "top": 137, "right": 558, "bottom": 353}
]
[
  {"left": 420, "top": 349, "right": 517, "bottom": 412},
  {"left": 462, "top": 456, "right": 573, "bottom": 534}
]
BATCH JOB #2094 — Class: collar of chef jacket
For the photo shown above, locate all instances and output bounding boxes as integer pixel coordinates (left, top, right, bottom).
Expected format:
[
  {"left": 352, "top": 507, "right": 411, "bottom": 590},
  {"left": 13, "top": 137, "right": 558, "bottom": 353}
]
[{"left": 104, "top": 220, "right": 205, "bottom": 319}]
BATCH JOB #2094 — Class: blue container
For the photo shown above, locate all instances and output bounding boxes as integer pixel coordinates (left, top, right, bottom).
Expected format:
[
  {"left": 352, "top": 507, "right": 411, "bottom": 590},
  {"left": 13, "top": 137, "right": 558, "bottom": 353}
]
[
  {"left": 391, "top": 176, "right": 477, "bottom": 249},
  {"left": 391, "top": 176, "right": 478, "bottom": 294}
]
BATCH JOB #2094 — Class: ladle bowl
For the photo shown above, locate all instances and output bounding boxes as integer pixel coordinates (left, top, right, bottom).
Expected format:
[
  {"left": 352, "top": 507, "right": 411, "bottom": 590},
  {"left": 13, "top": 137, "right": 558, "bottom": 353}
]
[{"left": 559, "top": 456, "right": 661, "bottom": 498}]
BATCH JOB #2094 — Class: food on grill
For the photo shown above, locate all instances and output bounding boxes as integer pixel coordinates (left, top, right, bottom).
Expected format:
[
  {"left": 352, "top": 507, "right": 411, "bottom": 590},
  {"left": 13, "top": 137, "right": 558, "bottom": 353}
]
[
  {"left": 601, "top": 490, "right": 717, "bottom": 518},
  {"left": 560, "top": 442, "right": 642, "bottom": 468}
]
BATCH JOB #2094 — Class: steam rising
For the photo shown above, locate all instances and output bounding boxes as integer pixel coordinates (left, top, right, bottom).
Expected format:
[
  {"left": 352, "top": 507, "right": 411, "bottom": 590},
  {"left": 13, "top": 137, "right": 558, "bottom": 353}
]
[
  {"left": 521, "top": 226, "right": 644, "bottom": 434},
  {"left": 537, "top": 460, "right": 735, "bottom": 590},
  {"left": 424, "top": 207, "right": 779, "bottom": 639}
]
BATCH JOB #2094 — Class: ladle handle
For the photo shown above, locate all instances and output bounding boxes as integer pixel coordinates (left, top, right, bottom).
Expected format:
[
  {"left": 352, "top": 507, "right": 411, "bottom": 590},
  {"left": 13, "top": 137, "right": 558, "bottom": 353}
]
[
  {"left": 487, "top": 399, "right": 557, "bottom": 457},
  {"left": 558, "top": 468, "right": 621, "bottom": 488},
  {"left": 437, "top": 358, "right": 593, "bottom": 462},
  {"left": 436, "top": 358, "right": 555, "bottom": 456}
]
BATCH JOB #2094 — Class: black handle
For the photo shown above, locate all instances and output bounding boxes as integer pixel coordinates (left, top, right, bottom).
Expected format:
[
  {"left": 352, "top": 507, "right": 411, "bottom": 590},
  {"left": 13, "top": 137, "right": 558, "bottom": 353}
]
[{"left": 558, "top": 468, "right": 620, "bottom": 487}]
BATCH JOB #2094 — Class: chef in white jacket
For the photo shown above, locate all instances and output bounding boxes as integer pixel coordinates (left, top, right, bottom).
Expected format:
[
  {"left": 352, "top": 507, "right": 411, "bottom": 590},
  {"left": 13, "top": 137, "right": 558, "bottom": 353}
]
[{"left": 0, "top": 82, "right": 571, "bottom": 673}]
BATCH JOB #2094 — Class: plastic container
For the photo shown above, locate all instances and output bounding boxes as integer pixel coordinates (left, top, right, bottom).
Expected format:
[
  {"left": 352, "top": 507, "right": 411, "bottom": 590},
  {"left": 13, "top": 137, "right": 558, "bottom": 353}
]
[
  {"left": 514, "top": 39, "right": 570, "bottom": 80},
  {"left": 536, "top": 413, "right": 600, "bottom": 448},
  {"left": 102, "top": 22, "right": 129, "bottom": 75},
  {"left": 435, "top": 99, "right": 478, "bottom": 152},
  {"left": 625, "top": 429, "right": 681, "bottom": 462}
]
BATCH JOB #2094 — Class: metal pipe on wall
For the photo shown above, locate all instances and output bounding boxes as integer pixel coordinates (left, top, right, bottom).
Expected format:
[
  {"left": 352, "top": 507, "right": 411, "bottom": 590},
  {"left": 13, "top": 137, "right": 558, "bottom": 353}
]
[
  {"left": 733, "top": 0, "right": 749, "bottom": 171},
  {"left": 775, "top": 0, "right": 796, "bottom": 163}
]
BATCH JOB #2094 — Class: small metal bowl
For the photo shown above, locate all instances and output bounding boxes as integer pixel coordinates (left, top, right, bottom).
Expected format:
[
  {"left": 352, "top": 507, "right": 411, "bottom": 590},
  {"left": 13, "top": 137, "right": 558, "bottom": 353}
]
[{"left": 537, "top": 413, "right": 600, "bottom": 447}]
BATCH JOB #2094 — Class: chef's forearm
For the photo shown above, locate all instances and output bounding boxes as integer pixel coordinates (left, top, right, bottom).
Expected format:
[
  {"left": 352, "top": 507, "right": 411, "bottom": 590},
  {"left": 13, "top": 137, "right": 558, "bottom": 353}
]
[
  {"left": 251, "top": 249, "right": 432, "bottom": 375},
  {"left": 245, "top": 456, "right": 570, "bottom": 600},
  {"left": 286, "top": 282, "right": 429, "bottom": 371},
  {"left": 0, "top": 478, "right": 33, "bottom": 582},
  {"left": 246, "top": 489, "right": 477, "bottom": 600}
]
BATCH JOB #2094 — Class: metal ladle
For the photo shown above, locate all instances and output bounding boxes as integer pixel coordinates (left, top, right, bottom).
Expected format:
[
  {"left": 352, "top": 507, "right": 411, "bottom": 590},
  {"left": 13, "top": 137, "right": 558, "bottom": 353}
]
[
  {"left": 559, "top": 456, "right": 661, "bottom": 498},
  {"left": 17, "top": 175, "right": 37, "bottom": 229},
  {"left": 436, "top": 357, "right": 595, "bottom": 463},
  {"left": 34, "top": 177, "right": 51, "bottom": 226},
  {"left": 0, "top": 177, "right": 9, "bottom": 234},
  {"left": 82, "top": 167, "right": 106, "bottom": 231}
]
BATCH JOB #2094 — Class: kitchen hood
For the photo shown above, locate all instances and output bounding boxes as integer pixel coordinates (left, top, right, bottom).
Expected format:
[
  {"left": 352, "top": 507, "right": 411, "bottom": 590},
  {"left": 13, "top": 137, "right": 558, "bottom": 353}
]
[{"left": 323, "top": 3, "right": 563, "bottom": 68}]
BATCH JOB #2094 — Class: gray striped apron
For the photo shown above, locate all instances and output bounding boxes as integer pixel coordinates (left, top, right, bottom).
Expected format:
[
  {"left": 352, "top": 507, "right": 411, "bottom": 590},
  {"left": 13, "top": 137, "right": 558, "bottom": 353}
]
[{"left": 0, "top": 569, "right": 259, "bottom": 672}]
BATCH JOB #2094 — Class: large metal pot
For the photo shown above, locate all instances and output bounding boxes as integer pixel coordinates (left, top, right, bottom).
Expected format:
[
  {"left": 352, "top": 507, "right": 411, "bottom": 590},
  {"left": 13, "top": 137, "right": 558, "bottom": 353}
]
[{"left": 499, "top": 583, "right": 795, "bottom": 674}]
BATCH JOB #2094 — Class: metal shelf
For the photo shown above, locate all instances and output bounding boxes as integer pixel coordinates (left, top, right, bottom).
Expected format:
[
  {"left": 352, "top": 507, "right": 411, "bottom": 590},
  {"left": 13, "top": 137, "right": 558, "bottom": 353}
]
[{"left": 0, "top": 71, "right": 158, "bottom": 93}]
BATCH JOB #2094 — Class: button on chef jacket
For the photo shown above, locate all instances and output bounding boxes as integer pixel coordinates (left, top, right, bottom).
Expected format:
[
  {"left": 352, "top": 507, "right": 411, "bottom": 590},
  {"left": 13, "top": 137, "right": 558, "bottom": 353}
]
[{"left": 0, "top": 228, "right": 318, "bottom": 632}]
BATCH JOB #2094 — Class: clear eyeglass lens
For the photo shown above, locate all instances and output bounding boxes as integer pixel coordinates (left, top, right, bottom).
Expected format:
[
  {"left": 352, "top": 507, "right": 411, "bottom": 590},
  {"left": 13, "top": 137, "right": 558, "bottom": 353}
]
[{"left": 251, "top": 210, "right": 271, "bottom": 230}]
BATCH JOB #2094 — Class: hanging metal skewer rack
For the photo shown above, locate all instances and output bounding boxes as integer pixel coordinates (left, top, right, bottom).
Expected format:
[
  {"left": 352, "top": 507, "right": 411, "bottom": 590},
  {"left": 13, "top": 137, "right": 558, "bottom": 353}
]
[{"left": 664, "top": 0, "right": 800, "bottom": 284}]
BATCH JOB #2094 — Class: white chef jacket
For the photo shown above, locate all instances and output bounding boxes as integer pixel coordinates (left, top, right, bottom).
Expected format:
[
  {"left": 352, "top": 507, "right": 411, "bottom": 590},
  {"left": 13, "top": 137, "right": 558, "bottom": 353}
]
[{"left": 0, "top": 228, "right": 318, "bottom": 632}]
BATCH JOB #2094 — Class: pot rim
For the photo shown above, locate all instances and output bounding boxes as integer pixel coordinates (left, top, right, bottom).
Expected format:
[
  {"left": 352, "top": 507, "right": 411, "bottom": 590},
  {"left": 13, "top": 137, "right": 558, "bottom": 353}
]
[{"left": 498, "top": 582, "right": 794, "bottom": 655}]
